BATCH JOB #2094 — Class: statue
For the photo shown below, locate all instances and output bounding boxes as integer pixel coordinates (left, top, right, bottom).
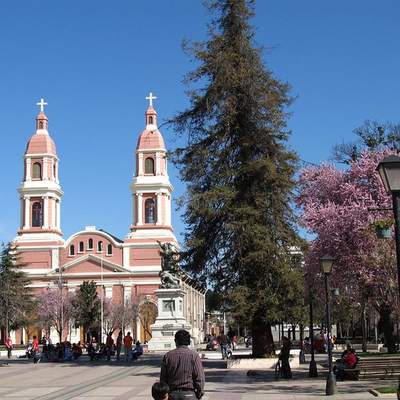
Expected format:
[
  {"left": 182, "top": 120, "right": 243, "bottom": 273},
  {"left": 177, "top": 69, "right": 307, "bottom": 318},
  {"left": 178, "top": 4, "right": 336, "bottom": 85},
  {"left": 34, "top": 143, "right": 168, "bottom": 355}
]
[{"left": 158, "top": 242, "right": 181, "bottom": 289}]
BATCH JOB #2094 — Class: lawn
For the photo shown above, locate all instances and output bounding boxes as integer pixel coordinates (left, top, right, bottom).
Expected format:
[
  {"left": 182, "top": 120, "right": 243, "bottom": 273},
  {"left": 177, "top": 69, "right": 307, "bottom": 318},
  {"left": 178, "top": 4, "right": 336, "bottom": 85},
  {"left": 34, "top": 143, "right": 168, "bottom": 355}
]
[{"left": 375, "top": 386, "right": 397, "bottom": 394}]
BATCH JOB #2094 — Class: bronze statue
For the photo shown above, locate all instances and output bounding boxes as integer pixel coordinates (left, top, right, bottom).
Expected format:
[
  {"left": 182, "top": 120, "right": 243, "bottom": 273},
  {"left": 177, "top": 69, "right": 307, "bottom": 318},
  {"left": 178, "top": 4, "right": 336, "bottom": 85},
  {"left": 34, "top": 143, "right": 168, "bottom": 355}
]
[{"left": 158, "top": 241, "right": 181, "bottom": 289}]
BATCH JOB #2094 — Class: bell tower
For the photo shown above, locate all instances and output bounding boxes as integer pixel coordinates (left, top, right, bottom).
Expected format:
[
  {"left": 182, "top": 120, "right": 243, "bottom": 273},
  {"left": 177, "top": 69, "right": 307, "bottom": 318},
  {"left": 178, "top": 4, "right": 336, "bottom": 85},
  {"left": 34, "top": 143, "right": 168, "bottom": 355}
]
[
  {"left": 16, "top": 98, "right": 63, "bottom": 243},
  {"left": 127, "top": 93, "right": 176, "bottom": 242}
]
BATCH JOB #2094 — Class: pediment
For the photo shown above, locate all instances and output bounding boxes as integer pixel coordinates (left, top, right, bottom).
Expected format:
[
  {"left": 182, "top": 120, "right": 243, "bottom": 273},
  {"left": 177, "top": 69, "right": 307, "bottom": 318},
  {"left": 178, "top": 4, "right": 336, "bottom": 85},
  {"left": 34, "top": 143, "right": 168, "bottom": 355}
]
[{"left": 49, "top": 254, "right": 128, "bottom": 275}]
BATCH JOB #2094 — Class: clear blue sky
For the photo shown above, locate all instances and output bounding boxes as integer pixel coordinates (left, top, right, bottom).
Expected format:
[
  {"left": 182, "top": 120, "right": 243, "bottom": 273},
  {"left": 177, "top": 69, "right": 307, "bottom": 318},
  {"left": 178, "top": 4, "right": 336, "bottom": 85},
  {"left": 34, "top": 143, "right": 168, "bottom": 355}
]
[{"left": 1, "top": 0, "right": 399, "bottom": 244}]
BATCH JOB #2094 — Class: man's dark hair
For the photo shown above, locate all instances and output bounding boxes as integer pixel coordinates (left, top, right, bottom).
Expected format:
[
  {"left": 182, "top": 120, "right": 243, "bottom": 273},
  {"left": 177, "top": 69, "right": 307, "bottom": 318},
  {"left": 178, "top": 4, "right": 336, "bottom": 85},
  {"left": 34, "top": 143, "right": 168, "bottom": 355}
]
[
  {"left": 152, "top": 381, "right": 169, "bottom": 400},
  {"left": 175, "top": 329, "right": 191, "bottom": 346}
]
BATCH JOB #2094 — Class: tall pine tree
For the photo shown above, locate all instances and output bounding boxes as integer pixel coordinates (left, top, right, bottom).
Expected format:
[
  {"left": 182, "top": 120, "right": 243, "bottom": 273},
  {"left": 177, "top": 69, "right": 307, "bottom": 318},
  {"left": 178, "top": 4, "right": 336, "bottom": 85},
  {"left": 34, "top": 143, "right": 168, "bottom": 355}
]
[
  {"left": 0, "top": 244, "right": 34, "bottom": 341},
  {"left": 172, "top": 0, "right": 302, "bottom": 356}
]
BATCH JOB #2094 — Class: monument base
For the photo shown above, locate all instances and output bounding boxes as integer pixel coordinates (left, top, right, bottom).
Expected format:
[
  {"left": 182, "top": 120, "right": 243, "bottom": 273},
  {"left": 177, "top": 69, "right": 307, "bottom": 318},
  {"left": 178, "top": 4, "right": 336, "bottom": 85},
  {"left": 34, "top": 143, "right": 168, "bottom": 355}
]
[{"left": 148, "top": 288, "right": 192, "bottom": 352}]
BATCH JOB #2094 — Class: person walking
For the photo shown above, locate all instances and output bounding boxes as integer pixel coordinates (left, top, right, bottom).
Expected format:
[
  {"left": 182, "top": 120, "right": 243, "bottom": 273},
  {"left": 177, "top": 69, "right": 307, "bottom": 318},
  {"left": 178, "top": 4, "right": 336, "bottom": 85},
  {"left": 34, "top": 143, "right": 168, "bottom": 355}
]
[
  {"left": 160, "top": 329, "right": 205, "bottom": 399},
  {"left": 218, "top": 331, "right": 228, "bottom": 360},
  {"left": 280, "top": 336, "right": 292, "bottom": 379},
  {"left": 5, "top": 336, "right": 13, "bottom": 359},
  {"left": 106, "top": 333, "right": 114, "bottom": 361},
  {"left": 124, "top": 332, "right": 133, "bottom": 361},
  {"left": 116, "top": 331, "right": 123, "bottom": 361},
  {"left": 32, "top": 335, "right": 40, "bottom": 364}
]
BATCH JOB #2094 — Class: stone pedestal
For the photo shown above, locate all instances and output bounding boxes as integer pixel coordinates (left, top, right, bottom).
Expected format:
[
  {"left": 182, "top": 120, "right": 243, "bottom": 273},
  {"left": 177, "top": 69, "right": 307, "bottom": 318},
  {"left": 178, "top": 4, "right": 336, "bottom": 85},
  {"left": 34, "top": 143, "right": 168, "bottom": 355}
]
[{"left": 148, "top": 288, "right": 191, "bottom": 352}]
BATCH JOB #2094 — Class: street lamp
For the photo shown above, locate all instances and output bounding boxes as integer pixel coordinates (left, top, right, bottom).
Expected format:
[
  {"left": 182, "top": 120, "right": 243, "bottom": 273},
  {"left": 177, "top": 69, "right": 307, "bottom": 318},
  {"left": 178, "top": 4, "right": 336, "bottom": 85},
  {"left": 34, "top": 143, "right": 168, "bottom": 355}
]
[
  {"left": 377, "top": 155, "right": 400, "bottom": 298},
  {"left": 308, "top": 287, "right": 318, "bottom": 377},
  {"left": 320, "top": 254, "right": 337, "bottom": 396}
]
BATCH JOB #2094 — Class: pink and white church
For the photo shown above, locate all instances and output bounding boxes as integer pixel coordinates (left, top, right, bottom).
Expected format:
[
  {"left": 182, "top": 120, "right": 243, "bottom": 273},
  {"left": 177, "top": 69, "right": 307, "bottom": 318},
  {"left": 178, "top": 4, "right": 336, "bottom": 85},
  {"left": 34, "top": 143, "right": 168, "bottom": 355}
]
[{"left": 11, "top": 95, "right": 205, "bottom": 345}]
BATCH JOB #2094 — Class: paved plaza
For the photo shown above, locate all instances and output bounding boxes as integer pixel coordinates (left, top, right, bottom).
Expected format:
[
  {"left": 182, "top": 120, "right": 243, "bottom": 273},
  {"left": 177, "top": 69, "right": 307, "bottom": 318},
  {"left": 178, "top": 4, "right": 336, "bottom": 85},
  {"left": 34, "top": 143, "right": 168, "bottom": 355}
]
[{"left": 0, "top": 353, "right": 394, "bottom": 400}]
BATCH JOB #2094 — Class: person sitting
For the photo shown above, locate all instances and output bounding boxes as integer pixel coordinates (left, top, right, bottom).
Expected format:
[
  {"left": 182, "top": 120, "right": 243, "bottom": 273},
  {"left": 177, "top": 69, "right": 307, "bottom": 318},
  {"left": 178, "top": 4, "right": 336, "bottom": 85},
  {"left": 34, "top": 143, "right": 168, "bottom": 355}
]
[
  {"left": 132, "top": 341, "right": 143, "bottom": 360},
  {"left": 335, "top": 345, "right": 358, "bottom": 380},
  {"left": 72, "top": 343, "right": 82, "bottom": 360},
  {"left": 152, "top": 381, "right": 170, "bottom": 400}
]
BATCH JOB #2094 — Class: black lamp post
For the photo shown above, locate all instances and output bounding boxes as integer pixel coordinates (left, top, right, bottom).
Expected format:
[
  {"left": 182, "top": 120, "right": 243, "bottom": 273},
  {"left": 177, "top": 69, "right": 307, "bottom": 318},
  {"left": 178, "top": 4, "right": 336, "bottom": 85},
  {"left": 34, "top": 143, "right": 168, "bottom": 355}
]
[
  {"left": 377, "top": 155, "right": 400, "bottom": 298},
  {"left": 321, "top": 254, "right": 337, "bottom": 396},
  {"left": 308, "top": 288, "right": 318, "bottom": 377}
]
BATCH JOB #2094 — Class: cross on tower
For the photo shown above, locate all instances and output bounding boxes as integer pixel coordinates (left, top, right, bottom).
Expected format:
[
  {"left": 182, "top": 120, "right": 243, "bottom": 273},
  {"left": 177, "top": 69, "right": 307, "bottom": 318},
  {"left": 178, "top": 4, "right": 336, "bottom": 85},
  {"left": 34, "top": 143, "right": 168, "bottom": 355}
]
[
  {"left": 36, "top": 98, "right": 48, "bottom": 113},
  {"left": 145, "top": 92, "right": 157, "bottom": 107}
]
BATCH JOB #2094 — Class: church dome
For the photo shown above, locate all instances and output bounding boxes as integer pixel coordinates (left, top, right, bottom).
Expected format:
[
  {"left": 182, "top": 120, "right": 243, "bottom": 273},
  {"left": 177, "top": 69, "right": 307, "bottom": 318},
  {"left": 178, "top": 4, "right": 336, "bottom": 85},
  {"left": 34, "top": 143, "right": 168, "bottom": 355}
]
[
  {"left": 25, "top": 133, "right": 57, "bottom": 155},
  {"left": 136, "top": 128, "right": 165, "bottom": 151}
]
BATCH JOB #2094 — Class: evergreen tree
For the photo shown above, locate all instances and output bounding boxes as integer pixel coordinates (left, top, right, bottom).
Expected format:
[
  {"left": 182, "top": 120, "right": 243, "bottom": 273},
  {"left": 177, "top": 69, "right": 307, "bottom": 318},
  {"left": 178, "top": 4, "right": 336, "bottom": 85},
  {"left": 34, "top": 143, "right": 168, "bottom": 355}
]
[
  {"left": 72, "top": 281, "right": 100, "bottom": 340},
  {"left": 0, "top": 244, "right": 34, "bottom": 340},
  {"left": 171, "top": 0, "right": 302, "bottom": 356}
]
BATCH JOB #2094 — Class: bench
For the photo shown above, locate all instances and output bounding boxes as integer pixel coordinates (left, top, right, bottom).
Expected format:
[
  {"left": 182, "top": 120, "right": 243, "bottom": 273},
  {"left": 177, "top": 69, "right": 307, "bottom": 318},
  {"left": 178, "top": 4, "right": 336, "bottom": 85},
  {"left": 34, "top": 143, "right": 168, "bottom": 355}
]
[{"left": 339, "top": 357, "right": 400, "bottom": 380}]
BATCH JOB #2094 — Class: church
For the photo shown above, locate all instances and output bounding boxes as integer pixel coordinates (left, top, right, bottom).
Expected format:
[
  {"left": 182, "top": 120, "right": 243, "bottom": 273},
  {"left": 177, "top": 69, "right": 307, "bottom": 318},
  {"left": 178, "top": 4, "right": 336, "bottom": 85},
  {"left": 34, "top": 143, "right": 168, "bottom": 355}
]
[{"left": 11, "top": 95, "right": 205, "bottom": 345}]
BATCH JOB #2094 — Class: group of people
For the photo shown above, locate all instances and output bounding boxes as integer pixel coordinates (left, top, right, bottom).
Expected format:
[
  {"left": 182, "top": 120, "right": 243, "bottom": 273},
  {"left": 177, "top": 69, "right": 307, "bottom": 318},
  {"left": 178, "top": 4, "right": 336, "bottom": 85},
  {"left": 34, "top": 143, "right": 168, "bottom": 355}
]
[
  {"left": 86, "top": 331, "right": 143, "bottom": 361},
  {"left": 5, "top": 331, "right": 144, "bottom": 363}
]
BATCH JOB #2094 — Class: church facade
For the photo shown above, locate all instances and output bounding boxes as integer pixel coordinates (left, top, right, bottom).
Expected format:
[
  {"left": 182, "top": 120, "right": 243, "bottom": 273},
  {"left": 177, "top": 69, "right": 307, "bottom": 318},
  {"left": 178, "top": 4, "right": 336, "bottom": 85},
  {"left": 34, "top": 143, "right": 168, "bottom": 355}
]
[{"left": 11, "top": 96, "right": 205, "bottom": 345}]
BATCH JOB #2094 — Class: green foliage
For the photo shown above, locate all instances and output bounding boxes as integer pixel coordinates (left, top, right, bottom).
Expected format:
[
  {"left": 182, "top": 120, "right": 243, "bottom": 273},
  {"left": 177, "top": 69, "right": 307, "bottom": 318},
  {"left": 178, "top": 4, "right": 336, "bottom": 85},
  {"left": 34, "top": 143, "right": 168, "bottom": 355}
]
[
  {"left": 72, "top": 281, "right": 100, "bottom": 332},
  {"left": 0, "top": 244, "right": 35, "bottom": 335},
  {"left": 171, "top": 0, "right": 303, "bottom": 355},
  {"left": 333, "top": 120, "right": 400, "bottom": 164}
]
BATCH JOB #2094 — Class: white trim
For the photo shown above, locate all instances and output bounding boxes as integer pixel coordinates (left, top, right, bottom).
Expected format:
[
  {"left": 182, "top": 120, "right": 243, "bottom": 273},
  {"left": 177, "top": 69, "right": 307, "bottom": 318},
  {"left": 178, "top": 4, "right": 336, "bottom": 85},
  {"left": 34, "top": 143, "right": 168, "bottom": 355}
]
[
  {"left": 25, "top": 153, "right": 59, "bottom": 160},
  {"left": 63, "top": 229, "right": 123, "bottom": 248},
  {"left": 27, "top": 279, "right": 161, "bottom": 289},
  {"left": 136, "top": 148, "right": 166, "bottom": 154},
  {"left": 60, "top": 253, "right": 128, "bottom": 273}
]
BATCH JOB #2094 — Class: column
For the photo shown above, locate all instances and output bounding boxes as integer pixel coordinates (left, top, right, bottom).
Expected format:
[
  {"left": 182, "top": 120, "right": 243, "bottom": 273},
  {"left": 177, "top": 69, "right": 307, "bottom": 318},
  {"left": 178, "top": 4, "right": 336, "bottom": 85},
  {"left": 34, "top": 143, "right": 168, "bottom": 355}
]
[
  {"left": 132, "top": 194, "right": 136, "bottom": 226},
  {"left": 26, "top": 158, "right": 32, "bottom": 181},
  {"left": 52, "top": 198, "right": 56, "bottom": 229},
  {"left": 137, "top": 193, "right": 143, "bottom": 225},
  {"left": 165, "top": 155, "right": 168, "bottom": 175},
  {"left": 156, "top": 193, "right": 162, "bottom": 225},
  {"left": 43, "top": 196, "right": 49, "bottom": 228},
  {"left": 105, "top": 285, "right": 113, "bottom": 299},
  {"left": 138, "top": 153, "right": 144, "bottom": 176},
  {"left": 56, "top": 200, "right": 61, "bottom": 229},
  {"left": 20, "top": 198, "right": 24, "bottom": 229},
  {"left": 166, "top": 195, "right": 171, "bottom": 226},
  {"left": 123, "top": 284, "right": 132, "bottom": 303},
  {"left": 24, "top": 197, "right": 30, "bottom": 228},
  {"left": 43, "top": 157, "right": 48, "bottom": 180},
  {"left": 155, "top": 152, "right": 160, "bottom": 175},
  {"left": 55, "top": 161, "right": 59, "bottom": 183}
]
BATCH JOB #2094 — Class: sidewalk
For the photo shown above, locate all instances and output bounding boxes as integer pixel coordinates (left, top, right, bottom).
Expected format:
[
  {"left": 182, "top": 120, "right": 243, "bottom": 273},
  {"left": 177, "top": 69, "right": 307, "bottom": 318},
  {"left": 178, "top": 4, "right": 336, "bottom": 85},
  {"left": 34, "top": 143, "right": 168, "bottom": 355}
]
[{"left": 0, "top": 354, "right": 394, "bottom": 399}]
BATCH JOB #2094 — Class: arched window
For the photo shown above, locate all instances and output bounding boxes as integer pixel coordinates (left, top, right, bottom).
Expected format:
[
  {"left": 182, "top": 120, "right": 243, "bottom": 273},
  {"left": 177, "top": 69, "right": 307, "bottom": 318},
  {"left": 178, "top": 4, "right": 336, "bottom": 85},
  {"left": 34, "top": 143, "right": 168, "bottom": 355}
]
[
  {"left": 79, "top": 241, "right": 84, "bottom": 252},
  {"left": 32, "top": 162, "right": 42, "bottom": 179},
  {"left": 69, "top": 244, "right": 75, "bottom": 256},
  {"left": 98, "top": 241, "right": 103, "bottom": 252},
  {"left": 32, "top": 202, "right": 43, "bottom": 227},
  {"left": 145, "top": 198, "right": 156, "bottom": 224},
  {"left": 88, "top": 238, "right": 93, "bottom": 250},
  {"left": 53, "top": 163, "right": 56, "bottom": 179},
  {"left": 107, "top": 244, "right": 112, "bottom": 255},
  {"left": 149, "top": 116, "right": 153, "bottom": 124},
  {"left": 145, "top": 158, "right": 155, "bottom": 175}
]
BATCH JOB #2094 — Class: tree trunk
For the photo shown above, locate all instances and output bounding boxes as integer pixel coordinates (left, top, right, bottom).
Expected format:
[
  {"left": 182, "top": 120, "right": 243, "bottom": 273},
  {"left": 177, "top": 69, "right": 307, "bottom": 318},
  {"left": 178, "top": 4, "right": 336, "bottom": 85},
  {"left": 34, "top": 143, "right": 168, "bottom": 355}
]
[
  {"left": 299, "top": 324, "right": 304, "bottom": 343},
  {"left": 251, "top": 311, "right": 275, "bottom": 357},
  {"left": 292, "top": 324, "right": 296, "bottom": 341},
  {"left": 361, "top": 304, "right": 367, "bottom": 353},
  {"left": 379, "top": 304, "right": 396, "bottom": 353}
]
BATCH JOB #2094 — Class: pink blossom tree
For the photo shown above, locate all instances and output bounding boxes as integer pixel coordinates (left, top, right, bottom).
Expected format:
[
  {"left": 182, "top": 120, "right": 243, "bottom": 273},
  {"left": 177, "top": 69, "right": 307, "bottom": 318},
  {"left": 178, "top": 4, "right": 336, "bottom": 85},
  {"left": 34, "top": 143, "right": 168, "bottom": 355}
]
[
  {"left": 296, "top": 150, "right": 398, "bottom": 351},
  {"left": 37, "top": 288, "right": 74, "bottom": 343},
  {"left": 102, "top": 298, "right": 139, "bottom": 337}
]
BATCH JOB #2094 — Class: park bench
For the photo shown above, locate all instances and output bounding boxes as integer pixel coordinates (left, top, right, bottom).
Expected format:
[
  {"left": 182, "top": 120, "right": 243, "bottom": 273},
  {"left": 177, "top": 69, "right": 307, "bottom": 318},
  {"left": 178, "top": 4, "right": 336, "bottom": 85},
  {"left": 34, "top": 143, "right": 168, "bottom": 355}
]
[{"left": 340, "top": 356, "right": 400, "bottom": 380}]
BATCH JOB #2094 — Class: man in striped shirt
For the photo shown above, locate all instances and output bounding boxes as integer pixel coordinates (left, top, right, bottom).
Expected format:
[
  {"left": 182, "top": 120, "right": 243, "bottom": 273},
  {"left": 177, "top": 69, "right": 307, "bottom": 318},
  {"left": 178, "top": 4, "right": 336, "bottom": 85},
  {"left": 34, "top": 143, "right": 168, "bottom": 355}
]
[{"left": 160, "top": 330, "right": 205, "bottom": 399}]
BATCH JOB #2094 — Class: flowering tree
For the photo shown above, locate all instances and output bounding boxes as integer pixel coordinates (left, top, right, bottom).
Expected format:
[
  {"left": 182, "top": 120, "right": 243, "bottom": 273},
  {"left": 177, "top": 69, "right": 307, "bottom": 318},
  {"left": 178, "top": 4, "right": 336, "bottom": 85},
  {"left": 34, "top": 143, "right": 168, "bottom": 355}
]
[
  {"left": 37, "top": 288, "right": 74, "bottom": 343},
  {"left": 296, "top": 150, "right": 398, "bottom": 351},
  {"left": 103, "top": 299, "right": 139, "bottom": 336}
]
